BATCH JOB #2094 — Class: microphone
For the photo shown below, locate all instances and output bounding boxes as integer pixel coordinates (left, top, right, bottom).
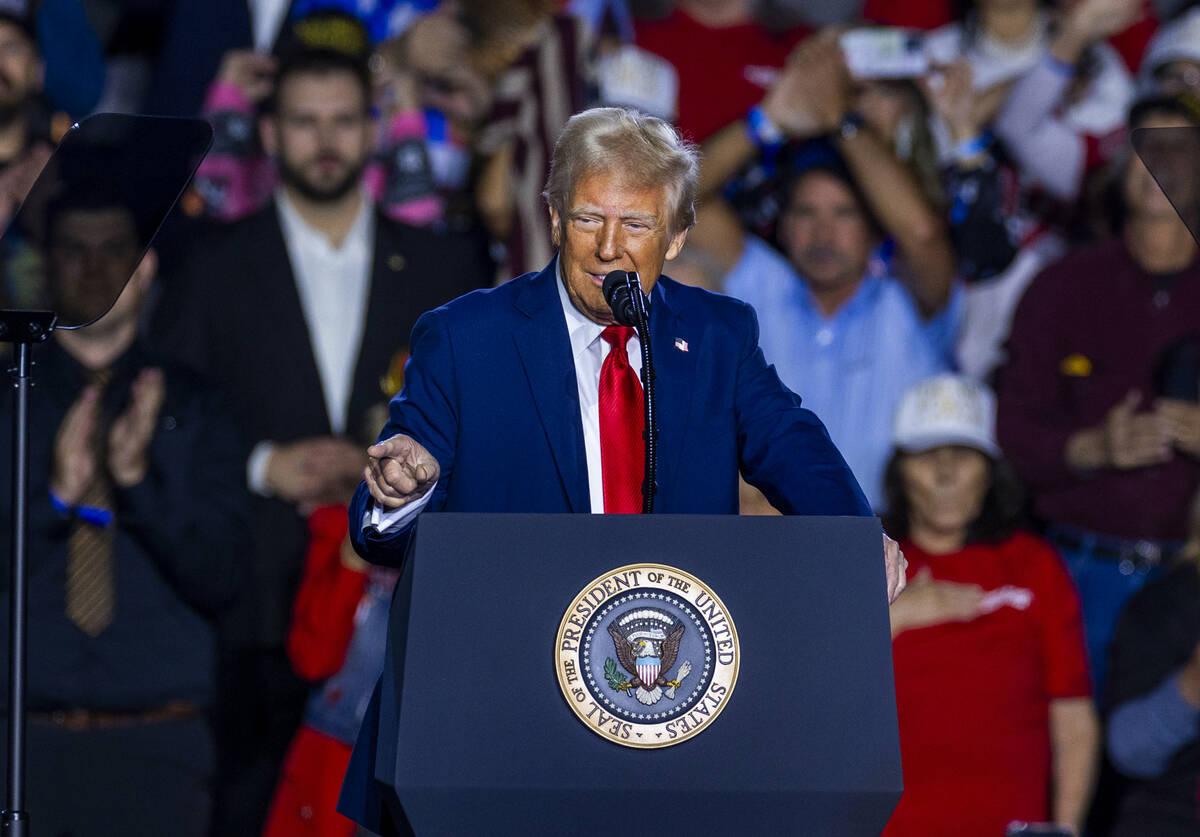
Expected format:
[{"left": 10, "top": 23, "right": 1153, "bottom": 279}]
[
  {"left": 601, "top": 268, "right": 658, "bottom": 514},
  {"left": 602, "top": 270, "right": 642, "bottom": 327}
]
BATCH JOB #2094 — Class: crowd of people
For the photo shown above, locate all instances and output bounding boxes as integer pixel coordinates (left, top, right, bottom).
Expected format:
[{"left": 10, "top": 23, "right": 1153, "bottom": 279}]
[{"left": 0, "top": 0, "right": 1198, "bottom": 835}]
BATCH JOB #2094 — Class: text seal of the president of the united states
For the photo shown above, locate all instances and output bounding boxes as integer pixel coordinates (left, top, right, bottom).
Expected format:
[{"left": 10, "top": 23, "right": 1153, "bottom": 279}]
[{"left": 555, "top": 563, "right": 739, "bottom": 748}]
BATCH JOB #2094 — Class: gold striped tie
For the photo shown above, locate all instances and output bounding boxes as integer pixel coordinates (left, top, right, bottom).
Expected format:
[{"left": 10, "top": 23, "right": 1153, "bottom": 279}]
[{"left": 65, "top": 368, "right": 115, "bottom": 636}]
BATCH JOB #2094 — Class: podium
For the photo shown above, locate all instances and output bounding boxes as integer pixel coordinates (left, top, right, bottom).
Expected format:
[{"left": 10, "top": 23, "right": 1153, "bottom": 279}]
[{"left": 354, "top": 513, "right": 902, "bottom": 836}]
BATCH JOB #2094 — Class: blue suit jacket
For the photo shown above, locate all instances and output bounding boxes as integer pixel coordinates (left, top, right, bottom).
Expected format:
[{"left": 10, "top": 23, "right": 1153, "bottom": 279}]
[
  {"left": 349, "top": 261, "right": 869, "bottom": 561},
  {"left": 339, "top": 261, "right": 870, "bottom": 829}
]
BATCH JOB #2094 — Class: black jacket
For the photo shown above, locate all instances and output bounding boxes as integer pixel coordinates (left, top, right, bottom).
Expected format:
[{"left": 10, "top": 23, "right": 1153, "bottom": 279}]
[
  {"left": 0, "top": 341, "right": 251, "bottom": 709},
  {"left": 150, "top": 202, "right": 489, "bottom": 648}
]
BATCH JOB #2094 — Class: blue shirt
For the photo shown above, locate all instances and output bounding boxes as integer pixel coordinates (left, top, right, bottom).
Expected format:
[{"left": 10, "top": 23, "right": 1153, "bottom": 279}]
[
  {"left": 725, "top": 236, "right": 958, "bottom": 509},
  {"left": 1107, "top": 671, "right": 1200, "bottom": 779}
]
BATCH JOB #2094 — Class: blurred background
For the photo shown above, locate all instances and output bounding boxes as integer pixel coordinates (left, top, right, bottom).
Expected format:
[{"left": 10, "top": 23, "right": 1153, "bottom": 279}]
[{"left": 2, "top": 1, "right": 1200, "bottom": 836}]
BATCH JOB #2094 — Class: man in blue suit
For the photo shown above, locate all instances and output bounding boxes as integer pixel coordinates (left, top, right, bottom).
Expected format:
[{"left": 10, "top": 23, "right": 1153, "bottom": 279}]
[{"left": 341, "top": 107, "right": 907, "bottom": 833}]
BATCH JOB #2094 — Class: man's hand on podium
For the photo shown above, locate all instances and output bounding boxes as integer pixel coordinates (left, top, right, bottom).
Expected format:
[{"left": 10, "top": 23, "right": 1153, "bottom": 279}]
[
  {"left": 365, "top": 433, "right": 440, "bottom": 509},
  {"left": 883, "top": 534, "right": 908, "bottom": 605}
]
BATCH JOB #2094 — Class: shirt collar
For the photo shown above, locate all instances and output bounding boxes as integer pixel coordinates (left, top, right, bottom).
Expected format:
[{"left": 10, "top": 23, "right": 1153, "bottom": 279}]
[
  {"left": 47, "top": 337, "right": 148, "bottom": 404},
  {"left": 555, "top": 255, "right": 608, "bottom": 360},
  {"left": 799, "top": 272, "right": 883, "bottom": 321},
  {"left": 275, "top": 188, "right": 373, "bottom": 255}
]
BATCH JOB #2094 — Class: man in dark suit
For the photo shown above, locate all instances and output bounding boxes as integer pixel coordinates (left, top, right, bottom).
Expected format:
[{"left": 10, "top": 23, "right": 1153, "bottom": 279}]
[
  {"left": 341, "top": 107, "right": 907, "bottom": 833},
  {"left": 153, "top": 46, "right": 488, "bottom": 835}
]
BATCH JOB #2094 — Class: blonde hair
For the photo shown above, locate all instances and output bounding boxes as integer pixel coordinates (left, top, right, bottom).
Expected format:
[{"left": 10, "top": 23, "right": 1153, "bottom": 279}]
[{"left": 543, "top": 107, "right": 699, "bottom": 236}]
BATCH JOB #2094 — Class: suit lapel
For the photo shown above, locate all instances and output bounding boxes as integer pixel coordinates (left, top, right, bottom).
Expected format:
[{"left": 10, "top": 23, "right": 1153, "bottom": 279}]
[
  {"left": 348, "top": 213, "right": 406, "bottom": 438},
  {"left": 649, "top": 279, "right": 697, "bottom": 502},
  {"left": 512, "top": 264, "right": 589, "bottom": 512},
  {"left": 259, "top": 206, "right": 332, "bottom": 435}
]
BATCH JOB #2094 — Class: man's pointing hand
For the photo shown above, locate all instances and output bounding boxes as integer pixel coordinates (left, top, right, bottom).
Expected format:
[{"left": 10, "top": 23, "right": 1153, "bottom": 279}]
[{"left": 364, "top": 433, "right": 440, "bottom": 508}]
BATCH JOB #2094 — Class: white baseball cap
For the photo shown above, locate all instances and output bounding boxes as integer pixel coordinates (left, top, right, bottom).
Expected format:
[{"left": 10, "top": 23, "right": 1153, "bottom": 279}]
[
  {"left": 1141, "top": 8, "right": 1200, "bottom": 85},
  {"left": 892, "top": 374, "right": 1000, "bottom": 457}
]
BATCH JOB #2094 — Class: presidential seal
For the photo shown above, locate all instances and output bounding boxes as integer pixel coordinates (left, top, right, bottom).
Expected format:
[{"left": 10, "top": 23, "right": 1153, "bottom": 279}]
[{"left": 555, "top": 564, "right": 739, "bottom": 748}]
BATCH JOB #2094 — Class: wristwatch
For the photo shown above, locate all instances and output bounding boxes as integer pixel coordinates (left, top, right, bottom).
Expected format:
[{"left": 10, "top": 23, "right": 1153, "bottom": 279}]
[{"left": 838, "top": 111, "right": 864, "bottom": 141}]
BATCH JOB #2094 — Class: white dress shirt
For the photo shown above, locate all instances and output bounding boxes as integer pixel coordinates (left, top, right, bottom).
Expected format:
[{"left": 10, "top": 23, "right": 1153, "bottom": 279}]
[
  {"left": 367, "top": 257, "right": 642, "bottom": 532},
  {"left": 557, "top": 261, "right": 643, "bottom": 513},
  {"left": 248, "top": 191, "right": 374, "bottom": 495}
]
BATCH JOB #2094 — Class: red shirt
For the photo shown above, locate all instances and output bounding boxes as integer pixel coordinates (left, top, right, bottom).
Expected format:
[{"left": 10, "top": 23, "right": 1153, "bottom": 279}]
[
  {"left": 1108, "top": 15, "right": 1158, "bottom": 72},
  {"left": 885, "top": 533, "right": 1091, "bottom": 837},
  {"left": 862, "top": 0, "right": 953, "bottom": 31},
  {"left": 634, "top": 9, "right": 808, "bottom": 143},
  {"left": 287, "top": 506, "right": 368, "bottom": 681}
]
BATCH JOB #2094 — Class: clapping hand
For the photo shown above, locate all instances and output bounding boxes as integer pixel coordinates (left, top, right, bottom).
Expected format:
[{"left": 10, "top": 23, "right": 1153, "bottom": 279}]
[
  {"left": 1063, "top": 0, "right": 1145, "bottom": 43},
  {"left": 215, "top": 49, "right": 277, "bottom": 104},
  {"left": 267, "top": 437, "right": 367, "bottom": 509},
  {"left": 1106, "top": 391, "right": 1173, "bottom": 469},
  {"left": 50, "top": 384, "right": 103, "bottom": 506},
  {"left": 1156, "top": 398, "right": 1200, "bottom": 459},
  {"left": 920, "top": 59, "right": 1013, "bottom": 144},
  {"left": 1055, "top": 0, "right": 1144, "bottom": 63},
  {"left": 760, "top": 29, "right": 850, "bottom": 139},
  {"left": 378, "top": 5, "right": 491, "bottom": 125},
  {"left": 364, "top": 433, "right": 440, "bottom": 509},
  {"left": 1068, "top": 390, "right": 1173, "bottom": 471},
  {"left": 107, "top": 368, "right": 165, "bottom": 487}
]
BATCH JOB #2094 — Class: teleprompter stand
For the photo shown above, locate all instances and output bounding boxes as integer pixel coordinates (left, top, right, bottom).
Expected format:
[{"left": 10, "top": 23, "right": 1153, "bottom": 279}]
[
  {"left": 0, "top": 312, "right": 53, "bottom": 837},
  {"left": 0, "top": 114, "right": 211, "bottom": 835},
  {"left": 344, "top": 513, "right": 903, "bottom": 836}
]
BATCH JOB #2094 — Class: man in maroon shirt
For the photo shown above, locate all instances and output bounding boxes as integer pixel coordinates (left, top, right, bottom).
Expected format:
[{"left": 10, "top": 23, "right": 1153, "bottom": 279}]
[{"left": 997, "top": 94, "right": 1200, "bottom": 694}]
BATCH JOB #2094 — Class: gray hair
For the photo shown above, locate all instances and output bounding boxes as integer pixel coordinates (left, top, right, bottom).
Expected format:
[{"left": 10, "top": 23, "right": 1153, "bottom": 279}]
[{"left": 543, "top": 107, "right": 699, "bottom": 236}]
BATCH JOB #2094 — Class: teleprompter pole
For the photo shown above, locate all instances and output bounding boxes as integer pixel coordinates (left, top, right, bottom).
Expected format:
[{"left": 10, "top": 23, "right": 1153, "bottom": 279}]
[{"left": 1, "top": 311, "right": 55, "bottom": 837}]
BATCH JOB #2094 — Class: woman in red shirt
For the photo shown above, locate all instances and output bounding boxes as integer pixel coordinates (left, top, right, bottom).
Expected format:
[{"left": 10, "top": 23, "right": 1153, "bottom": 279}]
[{"left": 882, "top": 374, "right": 1099, "bottom": 837}]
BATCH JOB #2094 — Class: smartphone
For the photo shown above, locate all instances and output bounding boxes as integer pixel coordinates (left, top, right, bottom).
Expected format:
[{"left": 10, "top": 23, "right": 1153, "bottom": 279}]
[
  {"left": 1006, "top": 823, "right": 1074, "bottom": 837},
  {"left": 840, "top": 28, "right": 928, "bottom": 79}
]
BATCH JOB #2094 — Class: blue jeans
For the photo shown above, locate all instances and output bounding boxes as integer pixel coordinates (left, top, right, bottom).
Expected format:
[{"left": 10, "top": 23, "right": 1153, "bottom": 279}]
[{"left": 1050, "top": 527, "right": 1167, "bottom": 703}]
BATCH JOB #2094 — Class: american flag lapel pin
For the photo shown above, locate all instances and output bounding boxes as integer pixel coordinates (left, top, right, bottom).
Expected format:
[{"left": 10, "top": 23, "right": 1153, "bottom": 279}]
[{"left": 674, "top": 337, "right": 689, "bottom": 352}]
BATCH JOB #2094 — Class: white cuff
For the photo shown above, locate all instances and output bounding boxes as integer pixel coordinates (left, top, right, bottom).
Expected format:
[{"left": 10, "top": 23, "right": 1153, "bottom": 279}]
[
  {"left": 364, "top": 480, "right": 438, "bottom": 533},
  {"left": 247, "top": 441, "right": 276, "bottom": 497}
]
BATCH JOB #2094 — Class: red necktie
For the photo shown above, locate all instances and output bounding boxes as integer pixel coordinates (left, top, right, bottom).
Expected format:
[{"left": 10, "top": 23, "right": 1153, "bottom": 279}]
[{"left": 599, "top": 326, "right": 645, "bottom": 513}]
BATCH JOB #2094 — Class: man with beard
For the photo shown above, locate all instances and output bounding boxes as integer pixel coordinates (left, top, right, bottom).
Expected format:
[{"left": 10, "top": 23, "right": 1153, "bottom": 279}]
[
  {"left": 152, "top": 46, "right": 489, "bottom": 835},
  {"left": 0, "top": 8, "right": 51, "bottom": 230},
  {"left": 0, "top": 194, "right": 250, "bottom": 836}
]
